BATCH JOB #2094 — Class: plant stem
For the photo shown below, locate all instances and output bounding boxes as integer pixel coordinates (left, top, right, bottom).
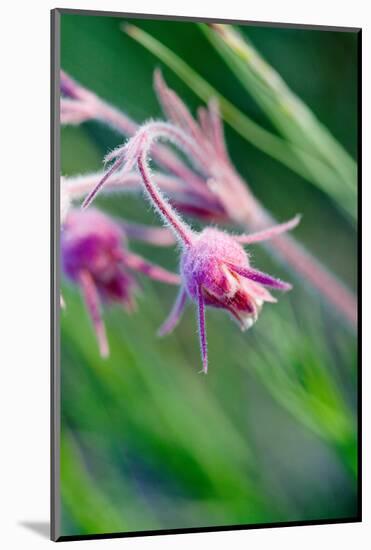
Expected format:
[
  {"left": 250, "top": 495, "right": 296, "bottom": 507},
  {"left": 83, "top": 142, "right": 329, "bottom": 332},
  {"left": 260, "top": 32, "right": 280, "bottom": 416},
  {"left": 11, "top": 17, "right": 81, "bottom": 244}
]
[{"left": 137, "top": 152, "right": 193, "bottom": 246}]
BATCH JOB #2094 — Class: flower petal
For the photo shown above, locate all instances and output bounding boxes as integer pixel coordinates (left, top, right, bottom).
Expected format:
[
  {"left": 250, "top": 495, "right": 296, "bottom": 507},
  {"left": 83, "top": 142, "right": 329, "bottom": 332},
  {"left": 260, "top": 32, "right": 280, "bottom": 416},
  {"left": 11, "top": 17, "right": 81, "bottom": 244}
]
[
  {"left": 242, "top": 278, "right": 277, "bottom": 304},
  {"left": 234, "top": 215, "right": 301, "bottom": 245},
  {"left": 229, "top": 264, "right": 292, "bottom": 291},
  {"left": 158, "top": 286, "right": 187, "bottom": 336},
  {"left": 154, "top": 69, "right": 206, "bottom": 148},
  {"left": 82, "top": 155, "right": 125, "bottom": 209},
  {"left": 124, "top": 251, "right": 180, "bottom": 285}
]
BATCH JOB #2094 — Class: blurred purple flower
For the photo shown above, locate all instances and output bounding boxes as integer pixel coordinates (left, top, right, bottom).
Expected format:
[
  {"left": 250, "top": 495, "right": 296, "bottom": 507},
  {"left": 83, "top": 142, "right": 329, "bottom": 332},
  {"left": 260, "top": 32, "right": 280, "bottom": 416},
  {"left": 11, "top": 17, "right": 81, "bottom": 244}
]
[{"left": 62, "top": 208, "right": 180, "bottom": 357}]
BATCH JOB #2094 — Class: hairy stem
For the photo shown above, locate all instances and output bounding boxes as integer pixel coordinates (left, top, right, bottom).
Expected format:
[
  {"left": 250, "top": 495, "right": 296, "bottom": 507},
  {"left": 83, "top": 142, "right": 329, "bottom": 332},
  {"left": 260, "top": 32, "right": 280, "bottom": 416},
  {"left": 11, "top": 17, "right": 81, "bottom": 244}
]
[{"left": 137, "top": 152, "right": 193, "bottom": 246}]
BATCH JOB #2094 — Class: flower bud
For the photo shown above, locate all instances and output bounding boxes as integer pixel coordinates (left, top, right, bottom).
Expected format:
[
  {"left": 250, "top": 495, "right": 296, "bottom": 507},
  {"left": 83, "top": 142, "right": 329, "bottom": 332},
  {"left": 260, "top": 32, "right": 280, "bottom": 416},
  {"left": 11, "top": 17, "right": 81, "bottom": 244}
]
[{"left": 181, "top": 228, "right": 281, "bottom": 330}]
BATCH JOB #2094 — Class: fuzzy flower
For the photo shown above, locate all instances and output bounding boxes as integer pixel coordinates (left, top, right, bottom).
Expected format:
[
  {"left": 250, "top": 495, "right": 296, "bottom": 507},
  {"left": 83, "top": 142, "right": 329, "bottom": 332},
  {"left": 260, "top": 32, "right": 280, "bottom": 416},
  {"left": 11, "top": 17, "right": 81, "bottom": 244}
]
[
  {"left": 83, "top": 122, "right": 300, "bottom": 372},
  {"left": 62, "top": 208, "right": 180, "bottom": 357},
  {"left": 61, "top": 70, "right": 356, "bottom": 327}
]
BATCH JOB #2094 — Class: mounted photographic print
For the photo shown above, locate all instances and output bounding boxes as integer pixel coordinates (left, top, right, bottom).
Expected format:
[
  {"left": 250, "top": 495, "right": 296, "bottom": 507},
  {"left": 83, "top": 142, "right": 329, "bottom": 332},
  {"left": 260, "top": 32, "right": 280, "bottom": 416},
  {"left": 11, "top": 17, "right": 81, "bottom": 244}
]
[{"left": 51, "top": 8, "right": 361, "bottom": 542}]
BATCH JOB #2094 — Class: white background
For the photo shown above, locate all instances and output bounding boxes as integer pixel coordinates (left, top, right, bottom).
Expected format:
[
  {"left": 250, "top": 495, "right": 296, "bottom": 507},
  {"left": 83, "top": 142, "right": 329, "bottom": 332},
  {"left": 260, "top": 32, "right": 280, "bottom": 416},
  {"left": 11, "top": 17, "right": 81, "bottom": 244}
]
[{"left": 0, "top": 0, "right": 368, "bottom": 547}]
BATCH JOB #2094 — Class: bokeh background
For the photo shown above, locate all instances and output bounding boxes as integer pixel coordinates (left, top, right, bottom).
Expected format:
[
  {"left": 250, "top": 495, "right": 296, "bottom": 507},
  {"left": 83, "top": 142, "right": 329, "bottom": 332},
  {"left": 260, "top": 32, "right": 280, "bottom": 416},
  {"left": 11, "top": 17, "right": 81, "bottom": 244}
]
[{"left": 59, "top": 12, "right": 358, "bottom": 537}]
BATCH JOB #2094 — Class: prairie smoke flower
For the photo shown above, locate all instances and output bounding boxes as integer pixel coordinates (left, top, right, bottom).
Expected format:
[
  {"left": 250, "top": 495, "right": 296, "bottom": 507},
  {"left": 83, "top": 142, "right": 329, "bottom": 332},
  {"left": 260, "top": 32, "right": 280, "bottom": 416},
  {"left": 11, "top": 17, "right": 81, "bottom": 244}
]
[
  {"left": 62, "top": 208, "right": 180, "bottom": 357},
  {"left": 83, "top": 122, "right": 300, "bottom": 372},
  {"left": 61, "top": 69, "right": 356, "bottom": 327}
]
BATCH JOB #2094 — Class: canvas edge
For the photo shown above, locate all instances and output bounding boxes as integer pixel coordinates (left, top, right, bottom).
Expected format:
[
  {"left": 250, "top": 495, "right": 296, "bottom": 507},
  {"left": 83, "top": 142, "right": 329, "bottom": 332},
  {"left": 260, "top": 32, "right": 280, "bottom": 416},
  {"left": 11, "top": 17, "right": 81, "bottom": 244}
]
[
  {"left": 54, "top": 7, "right": 361, "bottom": 32},
  {"left": 51, "top": 7, "right": 61, "bottom": 543},
  {"left": 50, "top": 7, "right": 362, "bottom": 542}
]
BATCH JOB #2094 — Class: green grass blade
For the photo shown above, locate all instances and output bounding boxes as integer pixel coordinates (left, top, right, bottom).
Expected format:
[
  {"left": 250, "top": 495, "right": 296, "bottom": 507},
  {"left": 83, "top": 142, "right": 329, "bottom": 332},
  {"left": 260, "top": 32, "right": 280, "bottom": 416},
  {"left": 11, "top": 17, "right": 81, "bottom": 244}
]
[
  {"left": 123, "top": 24, "right": 356, "bottom": 220},
  {"left": 201, "top": 24, "right": 357, "bottom": 192},
  {"left": 243, "top": 305, "right": 357, "bottom": 477}
]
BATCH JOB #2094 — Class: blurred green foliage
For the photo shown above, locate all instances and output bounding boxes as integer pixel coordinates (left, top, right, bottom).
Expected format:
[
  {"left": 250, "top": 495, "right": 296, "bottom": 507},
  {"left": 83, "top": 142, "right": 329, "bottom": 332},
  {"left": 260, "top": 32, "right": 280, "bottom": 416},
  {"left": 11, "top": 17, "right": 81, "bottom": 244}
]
[
  {"left": 59, "top": 12, "right": 358, "bottom": 537},
  {"left": 126, "top": 23, "right": 356, "bottom": 219}
]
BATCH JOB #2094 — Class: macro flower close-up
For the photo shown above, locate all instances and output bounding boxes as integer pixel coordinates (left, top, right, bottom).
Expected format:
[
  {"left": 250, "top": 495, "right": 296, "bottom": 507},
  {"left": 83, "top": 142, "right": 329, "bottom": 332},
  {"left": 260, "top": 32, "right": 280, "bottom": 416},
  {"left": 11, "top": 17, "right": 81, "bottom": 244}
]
[
  {"left": 84, "top": 119, "right": 301, "bottom": 372},
  {"left": 56, "top": 11, "right": 358, "bottom": 541}
]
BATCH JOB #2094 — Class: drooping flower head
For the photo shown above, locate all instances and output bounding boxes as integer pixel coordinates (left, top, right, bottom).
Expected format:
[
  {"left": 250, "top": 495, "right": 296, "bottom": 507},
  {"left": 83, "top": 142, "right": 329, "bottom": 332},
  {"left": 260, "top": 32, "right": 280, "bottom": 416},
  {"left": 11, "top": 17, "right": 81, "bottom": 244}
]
[
  {"left": 62, "top": 207, "right": 180, "bottom": 357},
  {"left": 83, "top": 120, "right": 300, "bottom": 372},
  {"left": 181, "top": 227, "right": 290, "bottom": 330},
  {"left": 61, "top": 69, "right": 356, "bottom": 328},
  {"left": 160, "top": 219, "right": 299, "bottom": 373}
]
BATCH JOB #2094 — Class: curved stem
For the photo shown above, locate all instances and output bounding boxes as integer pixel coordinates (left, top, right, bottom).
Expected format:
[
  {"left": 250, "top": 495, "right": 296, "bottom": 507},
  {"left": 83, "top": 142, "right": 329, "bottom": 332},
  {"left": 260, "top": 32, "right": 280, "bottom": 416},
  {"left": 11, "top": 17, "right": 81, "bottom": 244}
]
[
  {"left": 64, "top": 171, "right": 188, "bottom": 201},
  {"left": 137, "top": 152, "right": 193, "bottom": 246},
  {"left": 82, "top": 122, "right": 198, "bottom": 246},
  {"left": 98, "top": 101, "right": 206, "bottom": 188},
  {"left": 124, "top": 251, "right": 180, "bottom": 285}
]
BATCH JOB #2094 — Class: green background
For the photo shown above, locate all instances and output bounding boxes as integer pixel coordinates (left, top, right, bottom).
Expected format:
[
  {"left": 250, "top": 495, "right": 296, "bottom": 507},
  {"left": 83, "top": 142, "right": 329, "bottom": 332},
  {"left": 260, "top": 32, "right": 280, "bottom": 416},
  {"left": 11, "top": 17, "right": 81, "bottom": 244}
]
[{"left": 60, "top": 12, "right": 358, "bottom": 537}]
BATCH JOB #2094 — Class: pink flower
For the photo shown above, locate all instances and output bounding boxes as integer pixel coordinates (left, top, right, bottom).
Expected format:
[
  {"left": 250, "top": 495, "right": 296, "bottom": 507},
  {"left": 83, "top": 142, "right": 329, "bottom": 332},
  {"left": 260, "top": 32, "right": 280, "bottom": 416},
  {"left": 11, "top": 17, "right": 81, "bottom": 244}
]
[
  {"left": 159, "top": 219, "right": 298, "bottom": 373},
  {"left": 181, "top": 227, "right": 290, "bottom": 328},
  {"left": 61, "top": 69, "right": 356, "bottom": 328},
  {"left": 62, "top": 208, "right": 180, "bottom": 357},
  {"left": 83, "top": 122, "right": 300, "bottom": 372}
]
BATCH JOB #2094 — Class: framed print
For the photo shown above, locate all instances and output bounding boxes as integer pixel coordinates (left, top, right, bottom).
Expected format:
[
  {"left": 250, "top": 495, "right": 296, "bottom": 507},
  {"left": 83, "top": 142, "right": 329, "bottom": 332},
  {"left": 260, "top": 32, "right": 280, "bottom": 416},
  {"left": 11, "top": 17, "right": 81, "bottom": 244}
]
[{"left": 51, "top": 8, "right": 361, "bottom": 542}]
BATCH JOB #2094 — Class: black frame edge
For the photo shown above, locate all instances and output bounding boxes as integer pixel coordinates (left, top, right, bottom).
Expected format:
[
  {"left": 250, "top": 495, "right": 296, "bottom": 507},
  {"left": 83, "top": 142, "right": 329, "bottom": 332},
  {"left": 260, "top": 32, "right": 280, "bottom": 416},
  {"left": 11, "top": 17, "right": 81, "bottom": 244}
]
[
  {"left": 357, "top": 27, "right": 362, "bottom": 523},
  {"left": 56, "top": 516, "right": 361, "bottom": 543}
]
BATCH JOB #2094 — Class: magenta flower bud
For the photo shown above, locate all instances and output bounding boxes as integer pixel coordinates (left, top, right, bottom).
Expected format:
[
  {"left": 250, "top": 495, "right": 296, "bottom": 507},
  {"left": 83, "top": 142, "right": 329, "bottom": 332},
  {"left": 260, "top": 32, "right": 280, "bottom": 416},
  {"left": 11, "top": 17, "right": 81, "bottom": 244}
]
[
  {"left": 157, "top": 220, "right": 298, "bottom": 374},
  {"left": 181, "top": 227, "right": 281, "bottom": 331},
  {"left": 62, "top": 208, "right": 180, "bottom": 358}
]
